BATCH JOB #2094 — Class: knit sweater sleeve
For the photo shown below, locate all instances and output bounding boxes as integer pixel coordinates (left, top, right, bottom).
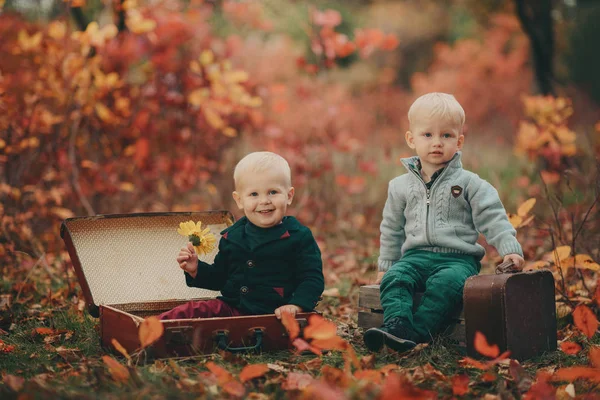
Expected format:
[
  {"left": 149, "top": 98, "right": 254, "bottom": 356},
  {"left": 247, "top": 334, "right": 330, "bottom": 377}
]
[
  {"left": 466, "top": 176, "right": 523, "bottom": 257},
  {"left": 378, "top": 179, "right": 407, "bottom": 272}
]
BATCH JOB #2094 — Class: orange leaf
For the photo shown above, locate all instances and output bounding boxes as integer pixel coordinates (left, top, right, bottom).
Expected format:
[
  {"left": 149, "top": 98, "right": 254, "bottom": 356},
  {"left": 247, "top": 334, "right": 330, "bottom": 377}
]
[
  {"left": 34, "top": 327, "right": 55, "bottom": 335},
  {"left": 239, "top": 364, "right": 269, "bottom": 383},
  {"left": 474, "top": 331, "right": 500, "bottom": 358},
  {"left": 222, "top": 380, "right": 246, "bottom": 397},
  {"left": 559, "top": 341, "right": 582, "bottom": 355},
  {"left": 590, "top": 346, "right": 600, "bottom": 369},
  {"left": 572, "top": 304, "right": 599, "bottom": 339},
  {"left": 111, "top": 338, "right": 131, "bottom": 361},
  {"left": 206, "top": 361, "right": 233, "bottom": 384},
  {"left": 552, "top": 246, "right": 571, "bottom": 265},
  {"left": 459, "top": 357, "right": 491, "bottom": 370},
  {"left": 451, "top": 374, "right": 469, "bottom": 396},
  {"left": 481, "top": 372, "right": 497, "bottom": 382},
  {"left": 281, "top": 372, "right": 315, "bottom": 390},
  {"left": 379, "top": 373, "right": 437, "bottom": 400},
  {"left": 138, "top": 316, "right": 164, "bottom": 348},
  {"left": 311, "top": 335, "right": 348, "bottom": 351},
  {"left": 553, "top": 367, "right": 600, "bottom": 383},
  {"left": 353, "top": 369, "right": 383, "bottom": 384},
  {"left": 280, "top": 311, "right": 300, "bottom": 340},
  {"left": 102, "top": 355, "right": 130, "bottom": 382},
  {"left": 303, "top": 314, "right": 337, "bottom": 340},
  {"left": 292, "top": 337, "right": 321, "bottom": 356}
]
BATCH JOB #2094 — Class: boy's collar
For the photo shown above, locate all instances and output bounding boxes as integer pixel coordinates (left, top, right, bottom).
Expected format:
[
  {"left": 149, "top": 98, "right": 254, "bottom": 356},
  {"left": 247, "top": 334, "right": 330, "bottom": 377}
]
[
  {"left": 220, "top": 215, "right": 301, "bottom": 246},
  {"left": 401, "top": 151, "right": 463, "bottom": 172}
]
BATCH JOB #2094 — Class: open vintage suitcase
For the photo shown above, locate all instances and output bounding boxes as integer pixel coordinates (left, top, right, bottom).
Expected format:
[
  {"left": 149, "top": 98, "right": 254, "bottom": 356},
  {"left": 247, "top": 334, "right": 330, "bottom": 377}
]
[
  {"left": 61, "top": 211, "right": 314, "bottom": 357},
  {"left": 463, "top": 262, "right": 557, "bottom": 360}
]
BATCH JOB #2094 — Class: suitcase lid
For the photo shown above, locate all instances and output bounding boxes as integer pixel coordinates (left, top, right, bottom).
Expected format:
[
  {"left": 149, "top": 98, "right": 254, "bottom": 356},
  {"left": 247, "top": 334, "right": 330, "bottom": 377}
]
[{"left": 61, "top": 211, "right": 234, "bottom": 317}]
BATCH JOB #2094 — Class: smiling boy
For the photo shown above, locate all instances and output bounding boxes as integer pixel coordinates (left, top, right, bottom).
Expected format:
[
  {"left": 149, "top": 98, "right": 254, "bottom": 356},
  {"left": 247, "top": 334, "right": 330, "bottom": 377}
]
[
  {"left": 363, "top": 92, "right": 524, "bottom": 353},
  {"left": 160, "top": 152, "right": 324, "bottom": 320}
]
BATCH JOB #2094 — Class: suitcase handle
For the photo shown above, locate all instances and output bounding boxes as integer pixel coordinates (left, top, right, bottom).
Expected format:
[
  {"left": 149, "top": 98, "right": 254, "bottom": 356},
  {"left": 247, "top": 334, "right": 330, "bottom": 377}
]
[
  {"left": 495, "top": 261, "right": 520, "bottom": 274},
  {"left": 214, "top": 328, "right": 264, "bottom": 354}
]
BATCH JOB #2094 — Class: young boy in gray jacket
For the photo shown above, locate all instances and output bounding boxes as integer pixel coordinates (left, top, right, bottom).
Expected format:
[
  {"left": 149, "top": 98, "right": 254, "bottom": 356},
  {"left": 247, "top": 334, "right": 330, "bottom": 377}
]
[{"left": 364, "top": 92, "right": 525, "bottom": 353}]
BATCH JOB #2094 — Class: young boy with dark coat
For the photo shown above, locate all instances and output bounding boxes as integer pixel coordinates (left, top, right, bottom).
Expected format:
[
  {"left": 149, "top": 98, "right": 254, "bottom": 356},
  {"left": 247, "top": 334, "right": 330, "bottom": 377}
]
[{"left": 160, "top": 152, "right": 324, "bottom": 320}]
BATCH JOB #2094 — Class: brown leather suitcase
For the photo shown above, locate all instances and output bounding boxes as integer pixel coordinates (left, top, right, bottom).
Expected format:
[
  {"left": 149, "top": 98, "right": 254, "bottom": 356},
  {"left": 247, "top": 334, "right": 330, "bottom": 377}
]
[
  {"left": 463, "top": 263, "right": 557, "bottom": 361},
  {"left": 61, "top": 211, "right": 313, "bottom": 357}
]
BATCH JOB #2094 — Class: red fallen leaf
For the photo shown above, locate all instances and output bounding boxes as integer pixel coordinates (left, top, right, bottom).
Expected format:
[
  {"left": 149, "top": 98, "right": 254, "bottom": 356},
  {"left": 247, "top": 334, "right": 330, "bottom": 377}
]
[
  {"left": 0, "top": 339, "right": 15, "bottom": 354},
  {"left": 589, "top": 346, "right": 600, "bottom": 368},
  {"left": 281, "top": 372, "right": 315, "bottom": 390},
  {"left": 481, "top": 372, "right": 497, "bottom": 382},
  {"left": 34, "top": 327, "right": 55, "bottom": 335},
  {"left": 379, "top": 373, "right": 437, "bottom": 400},
  {"left": 292, "top": 337, "right": 321, "bottom": 356},
  {"left": 459, "top": 357, "right": 490, "bottom": 370},
  {"left": 321, "top": 365, "right": 350, "bottom": 388},
  {"left": 302, "top": 381, "right": 347, "bottom": 399},
  {"left": 354, "top": 369, "right": 383, "bottom": 384},
  {"left": 280, "top": 311, "right": 299, "bottom": 340},
  {"left": 239, "top": 364, "right": 269, "bottom": 383},
  {"left": 206, "top": 361, "right": 233, "bottom": 384},
  {"left": 559, "top": 341, "right": 582, "bottom": 355},
  {"left": 552, "top": 366, "right": 600, "bottom": 383},
  {"left": 451, "top": 374, "right": 469, "bottom": 396},
  {"left": 523, "top": 371, "right": 556, "bottom": 400},
  {"left": 102, "top": 355, "right": 130, "bottom": 382},
  {"left": 474, "top": 331, "right": 500, "bottom": 358},
  {"left": 572, "top": 304, "right": 599, "bottom": 339},
  {"left": 303, "top": 314, "right": 337, "bottom": 340},
  {"left": 138, "top": 316, "right": 164, "bottom": 348},
  {"left": 222, "top": 380, "right": 246, "bottom": 398}
]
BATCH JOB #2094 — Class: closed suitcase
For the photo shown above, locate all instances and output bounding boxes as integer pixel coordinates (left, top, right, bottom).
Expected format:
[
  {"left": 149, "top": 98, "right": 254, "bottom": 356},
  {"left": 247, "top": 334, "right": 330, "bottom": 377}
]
[
  {"left": 463, "top": 264, "right": 557, "bottom": 361},
  {"left": 61, "top": 211, "right": 313, "bottom": 357}
]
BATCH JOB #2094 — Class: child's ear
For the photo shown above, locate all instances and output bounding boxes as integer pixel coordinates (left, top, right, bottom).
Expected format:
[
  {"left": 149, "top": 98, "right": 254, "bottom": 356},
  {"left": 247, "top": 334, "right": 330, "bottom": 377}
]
[
  {"left": 232, "top": 191, "right": 244, "bottom": 210},
  {"left": 405, "top": 130, "right": 416, "bottom": 149},
  {"left": 457, "top": 134, "right": 465, "bottom": 149},
  {"left": 286, "top": 187, "right": 295, "bottom": 205}
]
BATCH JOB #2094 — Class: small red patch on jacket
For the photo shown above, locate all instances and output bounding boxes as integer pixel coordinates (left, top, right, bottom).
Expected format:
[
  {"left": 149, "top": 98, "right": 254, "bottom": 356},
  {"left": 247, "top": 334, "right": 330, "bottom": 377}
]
[
  {"left": 222, "top": 232, "right": 228, "bottom": 239},
  {"left": 280, "top": 231, "right": 290, "bottom": 239},
  {"left": 274, "top": 287, "right": 284, "bottom": 297}
]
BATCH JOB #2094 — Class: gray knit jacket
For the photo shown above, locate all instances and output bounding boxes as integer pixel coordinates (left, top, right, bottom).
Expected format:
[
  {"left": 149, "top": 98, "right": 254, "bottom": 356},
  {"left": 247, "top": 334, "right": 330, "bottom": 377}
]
[{"left": 378, "top": 152, "right": 523, "bottom": 272}]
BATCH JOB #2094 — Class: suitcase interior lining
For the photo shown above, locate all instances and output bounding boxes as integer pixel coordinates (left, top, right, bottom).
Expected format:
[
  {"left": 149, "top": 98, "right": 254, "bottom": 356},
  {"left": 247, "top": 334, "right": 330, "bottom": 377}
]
[{"left": 107, "top": 300, "right": 192, "bottom": 319}]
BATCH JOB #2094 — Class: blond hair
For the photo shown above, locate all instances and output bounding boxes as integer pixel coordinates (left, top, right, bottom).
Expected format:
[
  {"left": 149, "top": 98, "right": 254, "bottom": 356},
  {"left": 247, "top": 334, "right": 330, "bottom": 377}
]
[
  {"left": 408, "top": 92, "right": 465, "bottom": 129},
  {"left": 233, "top": 151, "right": 292, "bottom": 188}
]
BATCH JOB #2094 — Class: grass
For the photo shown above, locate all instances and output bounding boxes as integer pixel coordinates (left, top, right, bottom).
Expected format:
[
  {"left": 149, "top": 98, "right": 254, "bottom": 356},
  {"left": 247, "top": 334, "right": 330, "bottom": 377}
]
[{"left": 2, "top": 287, "right": 599, "bottom": 399}]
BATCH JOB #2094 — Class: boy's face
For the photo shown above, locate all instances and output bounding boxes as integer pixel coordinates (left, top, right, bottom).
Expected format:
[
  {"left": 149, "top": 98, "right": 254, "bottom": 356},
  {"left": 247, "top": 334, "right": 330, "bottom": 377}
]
[
  {"left": 405, "top": 115, "right": 464, "bottom": 172},
  {"left": 232, "top": 169, "right": 295, "bottom": 228}
]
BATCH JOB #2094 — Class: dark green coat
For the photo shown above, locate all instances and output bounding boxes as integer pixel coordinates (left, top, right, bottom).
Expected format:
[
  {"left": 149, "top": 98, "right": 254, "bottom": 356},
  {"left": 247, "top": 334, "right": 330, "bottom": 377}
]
[{"left": 185, "top": 216, "right": 324, "bottom": 315}]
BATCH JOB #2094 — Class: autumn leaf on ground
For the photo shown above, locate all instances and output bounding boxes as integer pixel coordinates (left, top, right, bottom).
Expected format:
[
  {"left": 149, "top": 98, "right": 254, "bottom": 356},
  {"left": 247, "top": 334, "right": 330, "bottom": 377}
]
[
  {"left": 552, "top": 367, "right": 600, "bottom": 383},
  {"left": 138, "top": 316, "right": 164, "bottom": 348},
  {"left": 523, "top": 371, "right": 556, "bottom": 399},
  {"left": 3, "top": 375, "right": 24, "bottom": 392},
  {"left": 0, "top": 339, "right": 15, "bottom": 354},
  {"left": 474, "top": 331, "right": 500, "bottom": 358},
  {"left": 239, "top": 364, "right": 269, "bottom": 382},
  {"left": 281, "top": 372, "right": 315, "bottom": 390},
  {"left": 280, "top": 311, "right": 299, "bottom": 340},
  {"left": 102, "top": 355, "right": 130, "bottom": 382},
  {"left": 590, "top": 346, "right": 600, "bottom": 368},
  {"left": 559, "top": 341, "right": 582, "bottom": 355},
  {"left": 552, "top": 246, "right": 571, "bottom": 266},
  {"left": 354, "top": 369, "right": 383, "bottom": 385},
  {"left": 206, "top": 361, "right": 233, "bottom": 384},
  {"left": 379, "top": 373, "right": 437, "bottom": 400},
  {"left": 572, "top": 304, "right": 599, "bottom": 339},
  {"left": 451, "top": 374, "right": 469, "bottom": 396}
]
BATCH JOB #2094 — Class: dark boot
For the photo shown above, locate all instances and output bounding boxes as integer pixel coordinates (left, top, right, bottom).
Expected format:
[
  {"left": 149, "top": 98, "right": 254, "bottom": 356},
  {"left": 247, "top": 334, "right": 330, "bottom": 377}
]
[{"left": 363, "top": 317, "right": 419, "bottom": 353}]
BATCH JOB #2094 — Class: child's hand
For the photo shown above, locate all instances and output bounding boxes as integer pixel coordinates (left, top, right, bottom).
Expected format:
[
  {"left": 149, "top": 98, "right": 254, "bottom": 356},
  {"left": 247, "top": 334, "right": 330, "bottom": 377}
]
[
  {"left": 177, "top": 242, "right": 199, "bottom": 278},
  {"left": 503, "top": 253, "right": 525, "bottom": 270},
  {"left": 375, "top": 271, "right": 386, "bottom": 284},
  {"left": 274, "top": 304, "right": 302, "bottom": 319}
]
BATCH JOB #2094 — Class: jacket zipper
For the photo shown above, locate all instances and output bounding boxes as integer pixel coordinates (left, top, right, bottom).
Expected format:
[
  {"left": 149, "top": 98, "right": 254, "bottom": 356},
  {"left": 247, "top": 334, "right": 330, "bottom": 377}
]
[{"left": 407, "top": 163, "right": 452, "bottom": 246}]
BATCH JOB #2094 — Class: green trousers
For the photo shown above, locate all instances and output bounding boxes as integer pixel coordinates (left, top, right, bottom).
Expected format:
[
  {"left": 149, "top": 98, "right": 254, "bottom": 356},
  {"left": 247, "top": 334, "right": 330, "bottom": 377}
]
[{"left": 380, "top": 249, "right": 480, "bottom": 341}]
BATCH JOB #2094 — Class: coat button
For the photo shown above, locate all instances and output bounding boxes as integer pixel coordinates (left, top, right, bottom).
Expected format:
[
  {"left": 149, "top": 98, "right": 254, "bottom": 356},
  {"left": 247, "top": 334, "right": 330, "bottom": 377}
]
[
  {"left": 246, "top": 260, "right": 254, "bottom": 267},
  {"left": 240, "top": 286, "right": 249, "bottom": 294}
]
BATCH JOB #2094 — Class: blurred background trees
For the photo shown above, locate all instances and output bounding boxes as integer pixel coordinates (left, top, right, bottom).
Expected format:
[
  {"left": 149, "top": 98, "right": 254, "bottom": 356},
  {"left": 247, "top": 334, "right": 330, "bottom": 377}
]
[{"left": 1, "top": 0, "right": 599, "bottom": 290}]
